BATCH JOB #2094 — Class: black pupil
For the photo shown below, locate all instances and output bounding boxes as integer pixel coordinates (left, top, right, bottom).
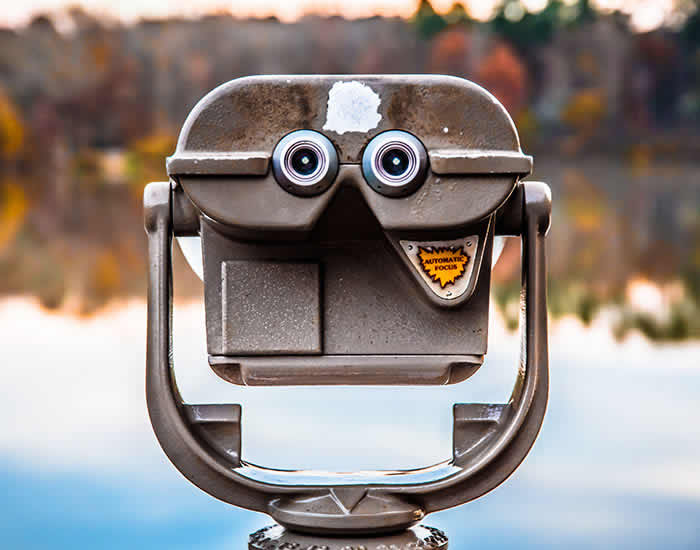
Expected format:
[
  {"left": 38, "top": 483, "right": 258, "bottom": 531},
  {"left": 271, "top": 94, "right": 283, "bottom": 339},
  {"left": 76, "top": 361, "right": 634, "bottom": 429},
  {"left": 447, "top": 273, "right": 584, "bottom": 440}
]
[
  {"left": 290, "top": 148, "right": 319, "bottom": 176},
  {"left": 381, "top": 148, "right": 410, "bottom": 177}
]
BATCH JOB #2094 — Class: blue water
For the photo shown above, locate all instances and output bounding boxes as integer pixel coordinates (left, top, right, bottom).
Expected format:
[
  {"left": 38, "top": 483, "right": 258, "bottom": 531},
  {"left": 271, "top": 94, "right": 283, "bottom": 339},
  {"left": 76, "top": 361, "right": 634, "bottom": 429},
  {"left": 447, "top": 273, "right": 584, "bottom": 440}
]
[
  {"left": 2, "top": 466, "right": 698, "bottom": 549},
  {"left": 0, "top": 301, "right": 698, "bottom": 549}
]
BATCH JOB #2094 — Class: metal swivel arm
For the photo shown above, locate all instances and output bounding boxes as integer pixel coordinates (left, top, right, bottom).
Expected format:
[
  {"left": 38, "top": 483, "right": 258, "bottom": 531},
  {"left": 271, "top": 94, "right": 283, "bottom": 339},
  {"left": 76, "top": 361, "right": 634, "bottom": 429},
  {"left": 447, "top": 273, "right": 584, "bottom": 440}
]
[{"left": 144, "top": 179, "right": 551, "bottom": 536}]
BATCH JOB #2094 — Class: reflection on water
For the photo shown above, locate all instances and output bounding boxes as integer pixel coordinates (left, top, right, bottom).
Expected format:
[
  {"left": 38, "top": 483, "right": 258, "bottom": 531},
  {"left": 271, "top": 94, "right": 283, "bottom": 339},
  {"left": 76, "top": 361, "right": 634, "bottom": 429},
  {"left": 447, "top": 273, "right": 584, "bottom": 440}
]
[
  {"left": 0, "top": 298, "right": 699, "bottom": 549},
  {"left": 3, "top": 153, "right": 699, "bottom": 341}
]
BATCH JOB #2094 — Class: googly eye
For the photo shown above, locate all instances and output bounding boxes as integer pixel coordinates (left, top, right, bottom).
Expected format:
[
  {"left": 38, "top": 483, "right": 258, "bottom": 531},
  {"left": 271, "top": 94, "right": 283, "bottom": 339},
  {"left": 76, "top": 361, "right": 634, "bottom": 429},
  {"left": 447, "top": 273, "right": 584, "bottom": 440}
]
[
  {"left": 362, "top": 130, "right": 428, "bottom": 197},
  {"left": 272, "top": 130, "right": 338, "bottom": 196}
]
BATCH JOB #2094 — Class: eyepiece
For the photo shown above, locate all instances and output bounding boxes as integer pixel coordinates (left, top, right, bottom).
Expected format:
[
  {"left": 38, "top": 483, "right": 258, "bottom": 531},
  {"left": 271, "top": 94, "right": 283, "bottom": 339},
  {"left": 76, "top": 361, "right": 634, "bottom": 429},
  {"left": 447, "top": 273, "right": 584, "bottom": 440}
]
[
  {"left": 272, "top": 130, "right": 338, "bottom": 196},
  {"left": 290, "top": 146, "right": 320, "bottom": 176},
  {"left": 362, "top": 131, "right": 428, "bottom": 197}
]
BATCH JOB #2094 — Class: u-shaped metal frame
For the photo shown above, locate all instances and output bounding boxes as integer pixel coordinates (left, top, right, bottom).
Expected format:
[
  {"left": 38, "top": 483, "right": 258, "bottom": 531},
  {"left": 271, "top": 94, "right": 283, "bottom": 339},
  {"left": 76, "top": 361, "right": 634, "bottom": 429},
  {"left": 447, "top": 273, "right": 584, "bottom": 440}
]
[{"left": 144, "top": 179, "right": 551, "bottom": 536}]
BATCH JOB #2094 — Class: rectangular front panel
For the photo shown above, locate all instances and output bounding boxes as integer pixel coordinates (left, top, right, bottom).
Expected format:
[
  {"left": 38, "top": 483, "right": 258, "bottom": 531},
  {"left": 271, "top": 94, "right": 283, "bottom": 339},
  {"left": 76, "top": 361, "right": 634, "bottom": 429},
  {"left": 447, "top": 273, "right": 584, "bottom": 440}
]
[
  {"left": 322, "top": 242, "right": 491, "bottom": 355},
  {"left": 221, "top": 261, "right": 321, "bottom": 355},
  {"left": 201, "top": 219, "right": 492, "bottom": 358}
]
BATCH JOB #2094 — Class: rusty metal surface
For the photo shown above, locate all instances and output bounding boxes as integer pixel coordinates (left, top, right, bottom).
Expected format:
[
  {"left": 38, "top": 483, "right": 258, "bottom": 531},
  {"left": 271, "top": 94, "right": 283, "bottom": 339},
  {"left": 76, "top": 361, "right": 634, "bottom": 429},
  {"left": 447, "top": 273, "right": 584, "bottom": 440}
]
[
  {"left": 180, "top": 167, "right": 517, "bottom": 233},
  {"left": 208, "top": 354, "right": 483, "bottom": 386},
  {"left": 170, "top": 75, "right": 521, "bottom": 164},
  {"left": 429, "top": 149, "right": 532, "bottom": 175},
  {"left": 221, "top": 260, "right": 321, "bottom": 355},
  {"left": 198, "top": 204, "right": 493, "bottom": 361},
  {"left": 172, "top": 75, "right": 524, "bottom": 232},
  {"left": 144, "top": 75, "right": 551, "bottom": 541},
  {"left": 167, "top": 151, "right": 270, "bottom": 175}
]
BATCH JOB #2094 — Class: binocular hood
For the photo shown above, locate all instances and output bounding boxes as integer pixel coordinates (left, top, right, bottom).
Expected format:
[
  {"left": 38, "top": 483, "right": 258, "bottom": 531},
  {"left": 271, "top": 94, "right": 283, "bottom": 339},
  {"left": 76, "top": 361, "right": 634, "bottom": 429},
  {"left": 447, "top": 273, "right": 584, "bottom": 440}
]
[{"left": 167, "top": 75, "right": 532, "bottom": 235}]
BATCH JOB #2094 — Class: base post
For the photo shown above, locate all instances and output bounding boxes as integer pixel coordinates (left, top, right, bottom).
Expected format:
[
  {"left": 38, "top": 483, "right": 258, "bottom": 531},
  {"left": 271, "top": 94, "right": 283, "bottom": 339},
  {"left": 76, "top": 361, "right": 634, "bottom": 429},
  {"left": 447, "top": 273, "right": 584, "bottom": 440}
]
[{"left": 249, "top": 525, "right": 448, "bottom": 550}]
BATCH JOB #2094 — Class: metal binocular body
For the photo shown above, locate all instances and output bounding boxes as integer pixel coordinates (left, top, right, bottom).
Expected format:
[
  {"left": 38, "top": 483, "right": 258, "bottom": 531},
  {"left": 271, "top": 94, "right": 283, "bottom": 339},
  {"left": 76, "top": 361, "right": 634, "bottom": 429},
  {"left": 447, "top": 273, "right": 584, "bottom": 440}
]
[{"left": 144, "top": 75, "right": 551, "bottom": 548}]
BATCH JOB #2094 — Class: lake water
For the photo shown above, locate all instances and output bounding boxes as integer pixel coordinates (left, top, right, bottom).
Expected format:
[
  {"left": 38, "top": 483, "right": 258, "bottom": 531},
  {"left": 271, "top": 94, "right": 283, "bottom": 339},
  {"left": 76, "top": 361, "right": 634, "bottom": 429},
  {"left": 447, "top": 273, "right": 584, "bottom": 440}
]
[{"left": 1, "top": 298, "right": 698, "bottom": 549}]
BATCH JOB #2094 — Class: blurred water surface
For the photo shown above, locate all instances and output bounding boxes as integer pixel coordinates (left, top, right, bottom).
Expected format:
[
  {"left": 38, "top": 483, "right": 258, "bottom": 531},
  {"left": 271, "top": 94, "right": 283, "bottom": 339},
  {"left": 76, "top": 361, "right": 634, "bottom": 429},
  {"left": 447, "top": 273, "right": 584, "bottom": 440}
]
[
  {"left": 1, "top": 7, "right": 700, "bottom": 340},
  {"left": 1, "top": 5, "right": 699, "bottom": 548},
  {"left": 0, "top": 298, "right": 698, "bottom": 549}
]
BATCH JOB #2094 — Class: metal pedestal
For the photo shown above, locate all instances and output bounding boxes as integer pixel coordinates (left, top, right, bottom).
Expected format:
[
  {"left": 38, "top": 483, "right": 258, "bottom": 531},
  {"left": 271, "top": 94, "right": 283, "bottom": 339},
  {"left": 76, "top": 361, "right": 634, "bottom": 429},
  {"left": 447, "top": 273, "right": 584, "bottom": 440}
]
[
  {"left": 144, "top": 75, "right": 552, "bottom": 550},
  {"left": 249, "top": 524, "right": 448, "bottom": 550}
]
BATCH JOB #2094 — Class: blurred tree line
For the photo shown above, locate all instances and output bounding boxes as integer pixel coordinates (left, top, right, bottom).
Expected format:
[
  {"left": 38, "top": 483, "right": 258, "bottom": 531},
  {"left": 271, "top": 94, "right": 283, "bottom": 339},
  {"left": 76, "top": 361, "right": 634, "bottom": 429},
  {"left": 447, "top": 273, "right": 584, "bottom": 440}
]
[{"left": 0, "top": 2, "right": 698, "bottom": 340}]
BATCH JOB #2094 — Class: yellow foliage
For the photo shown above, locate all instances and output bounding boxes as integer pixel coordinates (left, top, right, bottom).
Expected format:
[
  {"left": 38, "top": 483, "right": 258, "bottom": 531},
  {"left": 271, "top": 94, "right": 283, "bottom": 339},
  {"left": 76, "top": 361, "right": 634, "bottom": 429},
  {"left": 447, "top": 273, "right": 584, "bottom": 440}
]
[
  {"left": 562, "top": 169, "right": 606, "bottom": 232},
  {"left": 566, "top": 197, "right": 604, "bottom": 231},
  {"left": 131, "top": 133, "right": 176, "bottom": 157},
  {"left": 0, "top": 181, "right": 28, "bottom": 253},
  {"left": 515, "top": 108, "right": 538, "bottom": 146},
  {"left": 126, "top": 133, "right": 175, "bottom": 192},
  {"left": 90, "top": 250, "right": 121, "bottom": 299},
  {"left": 561, "top": 89, "right": 607, "bottom": 131},
  {"left": 0, "top": 89, "right": 25, "bottom": 157}
]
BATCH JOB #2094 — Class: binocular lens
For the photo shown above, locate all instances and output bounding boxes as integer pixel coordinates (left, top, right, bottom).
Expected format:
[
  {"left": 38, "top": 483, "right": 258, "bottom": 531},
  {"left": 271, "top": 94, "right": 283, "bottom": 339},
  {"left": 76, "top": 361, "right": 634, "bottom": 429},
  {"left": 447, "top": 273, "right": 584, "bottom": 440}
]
[
  {"left": 380, "top": 147, "right": 411, "bottom": 178},
  {"left": 362, "top": 131, "right": 428, "bottom": 197},
  {"left": 290, "top": 147, "right": 320, "bottom": 177},
  {"left": 273, "top": 130, "right": 339, "bottom": 196}
]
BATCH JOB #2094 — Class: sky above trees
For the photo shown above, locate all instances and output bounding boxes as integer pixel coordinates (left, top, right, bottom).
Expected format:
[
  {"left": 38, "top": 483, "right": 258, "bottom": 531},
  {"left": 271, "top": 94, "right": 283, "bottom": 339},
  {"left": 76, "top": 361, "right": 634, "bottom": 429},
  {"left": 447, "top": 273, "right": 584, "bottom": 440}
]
[{"left": 0, "top": 0, "right": 686, "bottom": 33}]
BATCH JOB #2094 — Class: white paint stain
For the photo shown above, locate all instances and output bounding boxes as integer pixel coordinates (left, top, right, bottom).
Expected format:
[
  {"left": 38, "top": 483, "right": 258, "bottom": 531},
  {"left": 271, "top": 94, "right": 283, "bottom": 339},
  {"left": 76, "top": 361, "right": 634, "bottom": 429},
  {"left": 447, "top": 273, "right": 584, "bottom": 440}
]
[{"left": 323, "top": 81, "right": 381, "bottom": 135}]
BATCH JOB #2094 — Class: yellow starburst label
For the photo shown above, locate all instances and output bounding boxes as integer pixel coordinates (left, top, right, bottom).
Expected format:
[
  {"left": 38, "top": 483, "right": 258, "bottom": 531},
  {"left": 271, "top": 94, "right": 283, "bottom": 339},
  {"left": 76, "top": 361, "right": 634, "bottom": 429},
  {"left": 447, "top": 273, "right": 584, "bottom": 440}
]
[{"left": 417, "top": 246, "right": 470, "bottom": 288}]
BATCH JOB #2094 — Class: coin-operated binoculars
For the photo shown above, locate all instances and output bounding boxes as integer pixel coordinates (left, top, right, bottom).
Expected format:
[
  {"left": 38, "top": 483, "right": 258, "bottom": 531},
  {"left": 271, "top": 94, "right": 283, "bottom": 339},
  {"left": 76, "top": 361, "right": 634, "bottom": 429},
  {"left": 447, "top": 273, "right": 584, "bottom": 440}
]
[{"left": 144, "top": 75, "right": 551, "bottom": 549}]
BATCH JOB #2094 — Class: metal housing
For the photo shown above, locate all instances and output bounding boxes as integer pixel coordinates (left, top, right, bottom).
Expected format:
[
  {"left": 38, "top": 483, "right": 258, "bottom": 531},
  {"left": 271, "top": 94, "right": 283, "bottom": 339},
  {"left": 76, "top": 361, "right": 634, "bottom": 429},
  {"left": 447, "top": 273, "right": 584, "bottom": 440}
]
[{"left": 146, "top": 75, "right": 550, "bottom": 540}]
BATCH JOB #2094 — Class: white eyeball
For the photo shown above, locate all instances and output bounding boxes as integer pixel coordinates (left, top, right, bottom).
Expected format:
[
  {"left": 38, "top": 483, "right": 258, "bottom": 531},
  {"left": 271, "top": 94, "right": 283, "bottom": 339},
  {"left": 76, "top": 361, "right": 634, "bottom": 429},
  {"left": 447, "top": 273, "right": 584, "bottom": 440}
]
[
  {"left": 272, "top": 130, "right": 338, "bottom": 196},
  {"left": 362, "top": 130, "right": 428, "bottom": 197}
]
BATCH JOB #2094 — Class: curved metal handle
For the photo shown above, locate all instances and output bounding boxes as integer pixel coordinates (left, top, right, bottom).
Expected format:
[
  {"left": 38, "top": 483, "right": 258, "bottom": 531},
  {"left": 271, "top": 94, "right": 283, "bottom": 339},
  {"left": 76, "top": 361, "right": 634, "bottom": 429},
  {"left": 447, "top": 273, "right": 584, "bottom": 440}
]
[
  {"left": 404, "top": 180, "right": 551, "bottom": 513},
  {"left": 144, "top": 180, "right": 550, "bottom": 535},
  {"left": 145, "top": 182, "right": 282, "bottom": 513}
]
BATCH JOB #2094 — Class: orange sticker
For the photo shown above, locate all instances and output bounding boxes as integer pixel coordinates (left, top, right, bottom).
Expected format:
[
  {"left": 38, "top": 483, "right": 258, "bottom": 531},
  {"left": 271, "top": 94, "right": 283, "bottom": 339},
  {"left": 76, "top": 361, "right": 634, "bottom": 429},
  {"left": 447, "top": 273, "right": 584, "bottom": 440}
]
[{"left": 418, "top": 246, "right": 470, "bottom": 288}]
